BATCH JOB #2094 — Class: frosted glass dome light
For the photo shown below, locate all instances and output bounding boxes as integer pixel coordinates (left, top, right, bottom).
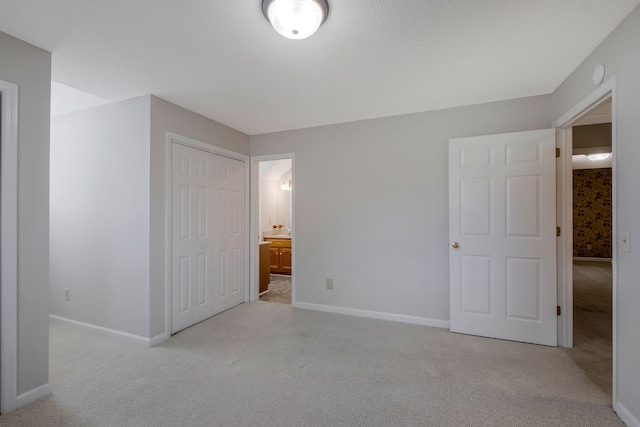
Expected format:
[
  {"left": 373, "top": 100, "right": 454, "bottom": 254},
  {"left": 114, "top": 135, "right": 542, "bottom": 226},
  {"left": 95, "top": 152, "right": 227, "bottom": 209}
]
[
  {"left": 262, "top": 0, "right": 329, "bottom": 40},
  {"left": 587, "top": 153, "right": 611, "bottom": 161}
]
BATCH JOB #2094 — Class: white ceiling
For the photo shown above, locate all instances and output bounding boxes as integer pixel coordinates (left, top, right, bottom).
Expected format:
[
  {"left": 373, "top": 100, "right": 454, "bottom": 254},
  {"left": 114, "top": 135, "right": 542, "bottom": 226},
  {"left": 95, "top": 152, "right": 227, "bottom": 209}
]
[{"left": 0, "top": 0, "right": 638, "bottom": 135}]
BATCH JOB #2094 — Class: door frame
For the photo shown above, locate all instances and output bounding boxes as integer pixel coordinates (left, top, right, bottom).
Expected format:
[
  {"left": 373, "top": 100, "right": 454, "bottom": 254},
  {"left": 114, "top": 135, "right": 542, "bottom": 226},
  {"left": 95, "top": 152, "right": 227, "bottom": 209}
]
[
  {"left": 250, "top": 153, "right": 295, "bottom": 303},
  {"left": 164, "top": 132, "right": 250, "bottom": 338},
  {"left": 0, "top": 80, "right": 18, "bottom": 413},
  {"left": 553, "top": 77, "right": 617, "bottom": 404}
]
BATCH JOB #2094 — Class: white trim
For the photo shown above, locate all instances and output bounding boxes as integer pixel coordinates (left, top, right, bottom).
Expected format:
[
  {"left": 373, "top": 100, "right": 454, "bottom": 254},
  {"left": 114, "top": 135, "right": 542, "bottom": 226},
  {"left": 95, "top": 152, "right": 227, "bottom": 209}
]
[
  {"left": 611, "top": 83, "right": 619, "bottom": 410},
  {"left": 164, "top": 132, "right": 250, "bottom": 337},
  {"left": 573, "top": 257, "right": 612, "bottom": 262},
  {"left": 556, "top": 127, "right": 573, "bottom": 348},
  {"left": 0, "top": 80, "right": 19, "bottom": 414},
  {"left": 166, "top": 132, "right": 248, "bottom": 162},
  {"left": 16, "top": 383, "right": 52, "bottom": 409},
  {"left": 49, "top": 315, "right": 160, "bottom": 348},
  {"left": 615, "top": 402, "right": 640, "bottom": 427},
  {"left": 149, "top": 333, "right": 170, "bottom": 348},
  {"left": 553, "top": 79, "right": 617, "bottom": 406},
  {"left": 294, "top": 301, "right": 450, "bottom": 329},
  {"left": 250, "top": 153, "right": 296, "bottom": 305},
  {"left": 164, "top": 133, "right": 172, "bottom": 342},
  {"left": 553, "top": 77, "right": 616, "bottom": 128}
]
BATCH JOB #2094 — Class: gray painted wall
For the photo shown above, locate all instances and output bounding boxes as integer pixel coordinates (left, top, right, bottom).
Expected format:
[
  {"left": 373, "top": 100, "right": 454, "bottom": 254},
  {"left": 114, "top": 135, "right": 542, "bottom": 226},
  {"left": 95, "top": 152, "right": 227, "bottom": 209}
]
[
  {"left": 551, "top": 5, "right": 640, "bottom": 423},
  {"left": 0, "top": 32, "right": 51, "bottom": 395},
  {"left": 573, "top": 124, "right": 611, "bottom": 150},
  {"left": 50, "top": 96, "right": 151, "bottom": 337},
  {"left": 251, "top": 95, "right": 551, "bottom": 322}
]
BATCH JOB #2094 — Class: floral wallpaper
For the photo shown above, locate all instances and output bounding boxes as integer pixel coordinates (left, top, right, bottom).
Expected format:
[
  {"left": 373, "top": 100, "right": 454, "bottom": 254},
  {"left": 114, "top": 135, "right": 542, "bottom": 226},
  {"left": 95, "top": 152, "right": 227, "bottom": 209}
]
[{"left": 573, "top": 168, "right": 612, "bottom": 258}]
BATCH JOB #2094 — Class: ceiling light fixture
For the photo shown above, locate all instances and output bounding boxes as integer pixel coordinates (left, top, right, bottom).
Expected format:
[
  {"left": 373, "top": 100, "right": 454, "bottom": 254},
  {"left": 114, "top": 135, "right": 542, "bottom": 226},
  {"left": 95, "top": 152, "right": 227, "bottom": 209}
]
[
  {"left": 587, "top": 153, "right": 611, "bottom": 161},
  {"left": 262, "top": 0, "right": 329, "bottom": 40}
]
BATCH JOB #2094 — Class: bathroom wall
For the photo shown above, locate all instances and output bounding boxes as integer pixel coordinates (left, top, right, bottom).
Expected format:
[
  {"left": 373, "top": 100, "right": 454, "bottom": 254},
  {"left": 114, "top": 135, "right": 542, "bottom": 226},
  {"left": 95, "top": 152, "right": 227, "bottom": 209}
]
[
  {"left": 259, "top": 176, "right": 278, "bottom": 235},
  {"left": 259, "top": 160, "right": 292, "bottom": 237},
  {"left": 276, "top": 169, "right": 292, "bottom": 230}
]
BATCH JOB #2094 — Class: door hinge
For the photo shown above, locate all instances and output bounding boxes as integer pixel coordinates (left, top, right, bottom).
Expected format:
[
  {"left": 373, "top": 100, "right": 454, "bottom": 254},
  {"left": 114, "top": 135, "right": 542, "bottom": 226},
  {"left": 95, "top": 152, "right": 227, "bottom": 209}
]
[
  {"left": 557, "top": 306, "right": 562, "bottom": 316},
  {"left": 556, "top": 147, "right": 560, "bottom": 158},
  {"left": 556, "top": 226, "right": 561, "bottom": 236}
]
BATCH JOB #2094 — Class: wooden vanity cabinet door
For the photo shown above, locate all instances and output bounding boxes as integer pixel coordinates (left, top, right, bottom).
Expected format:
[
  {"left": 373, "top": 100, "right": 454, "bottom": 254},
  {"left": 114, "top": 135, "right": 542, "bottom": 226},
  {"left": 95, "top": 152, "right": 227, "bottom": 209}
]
[
  {"left": 280, "top": 248, "right": 292, "bottom": 274},
  {"left": 269, "top": 247, "right": 280, "bottom": 272},
  {"left": 264, "top": 238, "right": 292, "bottom": 275}
]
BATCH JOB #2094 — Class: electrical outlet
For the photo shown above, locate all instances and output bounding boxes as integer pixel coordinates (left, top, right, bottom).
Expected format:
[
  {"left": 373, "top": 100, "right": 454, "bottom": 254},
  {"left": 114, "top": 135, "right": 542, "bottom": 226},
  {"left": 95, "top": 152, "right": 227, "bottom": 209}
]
[
  {"left": 64, "top": 288, "right": 70, "bottom": 301},
  {"left": 326, "top": 278, "right": 333, "bottom": 290}
]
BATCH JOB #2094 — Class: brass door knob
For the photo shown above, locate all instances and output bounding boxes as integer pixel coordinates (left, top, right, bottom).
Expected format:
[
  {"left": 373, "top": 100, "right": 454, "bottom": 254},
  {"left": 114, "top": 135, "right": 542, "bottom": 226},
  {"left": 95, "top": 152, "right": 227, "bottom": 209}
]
[{"left": 452, "top": 242, "right": 460, "bottom": 249}]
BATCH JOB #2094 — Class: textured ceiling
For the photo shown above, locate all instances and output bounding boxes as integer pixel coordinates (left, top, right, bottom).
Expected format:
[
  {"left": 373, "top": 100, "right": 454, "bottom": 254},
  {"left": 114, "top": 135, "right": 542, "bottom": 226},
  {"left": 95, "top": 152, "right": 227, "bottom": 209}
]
[{"left": 0, "top": 0, "right": 638, "bottom": 135}]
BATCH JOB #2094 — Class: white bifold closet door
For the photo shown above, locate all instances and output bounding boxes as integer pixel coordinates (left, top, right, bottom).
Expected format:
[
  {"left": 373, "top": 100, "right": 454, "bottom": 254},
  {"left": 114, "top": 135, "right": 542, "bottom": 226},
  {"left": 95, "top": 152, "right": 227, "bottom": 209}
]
[
  {"left": 171, "top": 143, "right": 245, "bottom": 334},
  {"left": 211, "top": 152, "right": 245, "bottom": 315}
]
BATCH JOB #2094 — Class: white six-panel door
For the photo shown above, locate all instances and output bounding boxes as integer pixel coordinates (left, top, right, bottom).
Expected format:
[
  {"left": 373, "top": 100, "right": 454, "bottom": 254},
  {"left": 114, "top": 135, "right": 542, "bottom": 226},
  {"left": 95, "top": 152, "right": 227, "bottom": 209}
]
[
  {"left": 448, "top": 129, "right": 557, "bottom": 346},
  {"left": 171, "top": 143, "right": 245, "bottom": 334}
]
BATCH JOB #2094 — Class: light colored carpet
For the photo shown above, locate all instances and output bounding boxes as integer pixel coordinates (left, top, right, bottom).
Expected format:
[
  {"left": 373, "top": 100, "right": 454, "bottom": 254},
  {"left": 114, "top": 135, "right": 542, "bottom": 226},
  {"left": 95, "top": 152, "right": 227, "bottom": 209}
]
[{"left": 0, "top": 302, "right": 622, "bottom": 426}]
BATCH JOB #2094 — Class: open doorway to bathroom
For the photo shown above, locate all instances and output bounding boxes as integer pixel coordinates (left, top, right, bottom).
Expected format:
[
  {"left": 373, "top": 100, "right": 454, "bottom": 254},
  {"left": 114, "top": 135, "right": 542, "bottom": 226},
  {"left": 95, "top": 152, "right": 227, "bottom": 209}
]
[{"left": 257, "top": 158, "right": 293, "bottom": 305}]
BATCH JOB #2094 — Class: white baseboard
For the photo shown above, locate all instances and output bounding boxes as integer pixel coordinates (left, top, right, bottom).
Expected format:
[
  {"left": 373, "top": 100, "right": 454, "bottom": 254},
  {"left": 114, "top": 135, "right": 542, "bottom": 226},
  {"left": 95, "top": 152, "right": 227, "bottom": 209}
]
[
  {"left": 149, "top": 332, "right": 169, "bottom": 347},
  {"left": 293, "top": 301, "right": 450, "bottom": 329},
  {"left": 16, "top": 382, "right": 52, "bottom": 409},
  {"left": 49, "top": 315, "right": 166, "bottom": 348},
  {"left": 573, "top": 257, "right": 612, "bottom": 262},
  {"left": 616, "top": 402, "right": 640, "bottom": 427}
]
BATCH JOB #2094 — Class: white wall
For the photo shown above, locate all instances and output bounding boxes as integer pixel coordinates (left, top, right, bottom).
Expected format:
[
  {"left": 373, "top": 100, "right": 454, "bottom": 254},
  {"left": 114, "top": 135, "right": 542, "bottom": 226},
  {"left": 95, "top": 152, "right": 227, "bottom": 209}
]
[
  {"left": 278, "top": 169, "right": 292, "bottom": 229},
  {"left": 149, "top": 96, "right": 250, "bottom": 337},
  {"left": 50, "top": 96, "right": 151, "bottom": 337},
  {"left": 251, "top": 95, "right": 551, "bottom": 322},
  {"left": 259, "top": 177, "right": 278, "bottom": 235},
  {"left": 615, "top": 55, "right": 640, "bottom": 426},
  {"left": 552, "top": 5, "right": 640, "bottom": 424},
  {"left": 259, "top": 163, "right": 292, "bottom": 236},
  {"left": 0, "top": 31, "right": 51, "bottom": 397}
]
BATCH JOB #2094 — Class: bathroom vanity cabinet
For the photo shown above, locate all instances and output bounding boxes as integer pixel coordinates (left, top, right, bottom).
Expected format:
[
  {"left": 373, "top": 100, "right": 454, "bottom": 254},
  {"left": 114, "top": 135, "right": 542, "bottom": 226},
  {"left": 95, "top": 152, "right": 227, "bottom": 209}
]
[{"left": 264, "top": 237, "right": 292, "bottom": 275}]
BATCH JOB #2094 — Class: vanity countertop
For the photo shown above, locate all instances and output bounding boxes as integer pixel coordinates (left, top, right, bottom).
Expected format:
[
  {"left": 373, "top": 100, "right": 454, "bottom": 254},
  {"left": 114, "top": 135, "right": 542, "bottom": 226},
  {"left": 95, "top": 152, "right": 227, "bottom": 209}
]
[{"left": 265, "top": 234, "right": 291, "bottom": 239}]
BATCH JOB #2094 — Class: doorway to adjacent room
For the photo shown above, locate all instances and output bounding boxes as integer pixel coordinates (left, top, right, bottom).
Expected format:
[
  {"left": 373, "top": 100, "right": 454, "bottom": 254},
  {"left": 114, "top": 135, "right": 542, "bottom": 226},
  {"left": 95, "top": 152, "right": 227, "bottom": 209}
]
[
  {"left": 553, "top": 82, "right": 616, "bottom": 405},
  {"left": 252, "top": 154, "right": 295, "bottom": 305},
  {"left": 567, "top": 101, "right": 614, "bottom": 397}
]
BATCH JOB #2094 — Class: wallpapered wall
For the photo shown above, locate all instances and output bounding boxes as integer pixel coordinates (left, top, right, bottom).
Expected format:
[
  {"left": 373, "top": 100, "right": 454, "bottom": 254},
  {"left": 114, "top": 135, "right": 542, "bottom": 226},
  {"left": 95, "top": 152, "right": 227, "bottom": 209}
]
[{"left": 573, "top": 168, "right": 612, "bottom": 258}]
